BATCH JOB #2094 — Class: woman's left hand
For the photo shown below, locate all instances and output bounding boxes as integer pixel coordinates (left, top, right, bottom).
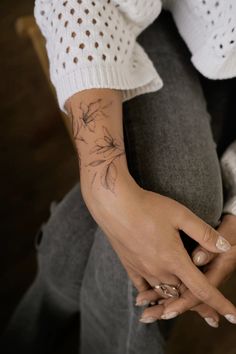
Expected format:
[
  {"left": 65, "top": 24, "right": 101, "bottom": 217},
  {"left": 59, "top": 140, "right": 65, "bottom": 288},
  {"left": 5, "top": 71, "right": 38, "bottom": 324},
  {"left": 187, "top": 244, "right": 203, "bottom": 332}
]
[{"left": 136, "top": 214, "right": 236, "bottom": 327}]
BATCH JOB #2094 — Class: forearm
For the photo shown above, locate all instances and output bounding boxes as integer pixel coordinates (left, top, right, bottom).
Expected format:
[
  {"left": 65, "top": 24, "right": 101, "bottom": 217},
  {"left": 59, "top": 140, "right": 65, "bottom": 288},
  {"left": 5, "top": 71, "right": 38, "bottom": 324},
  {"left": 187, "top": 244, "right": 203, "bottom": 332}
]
[{"left": 65, "top": 88, "right": 138, "bottom": 212}]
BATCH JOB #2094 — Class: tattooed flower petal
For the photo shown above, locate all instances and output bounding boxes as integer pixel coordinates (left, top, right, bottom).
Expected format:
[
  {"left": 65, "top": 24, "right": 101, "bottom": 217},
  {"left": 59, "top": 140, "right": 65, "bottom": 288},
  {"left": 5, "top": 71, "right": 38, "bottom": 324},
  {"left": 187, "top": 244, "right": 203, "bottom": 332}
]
[
  {"left": 103, "top": 126, "right": 112, "bottom": 140},
  {"left": 88, "top": 159, "right": 107, "bottom": 167},
  {"left": 79, "top": 102, "right": 89, "bottom": 113},
  {"left": 101, "top": 162, "right": 117, "bottom": 192}
]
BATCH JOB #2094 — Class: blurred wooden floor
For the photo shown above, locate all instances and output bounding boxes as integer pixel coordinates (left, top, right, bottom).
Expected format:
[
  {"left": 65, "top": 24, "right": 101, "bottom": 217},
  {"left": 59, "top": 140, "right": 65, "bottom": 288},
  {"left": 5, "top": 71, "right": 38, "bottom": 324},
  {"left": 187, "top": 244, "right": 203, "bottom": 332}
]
[{"left": 0, "top": 1, "right": 235, "bottom": 353}]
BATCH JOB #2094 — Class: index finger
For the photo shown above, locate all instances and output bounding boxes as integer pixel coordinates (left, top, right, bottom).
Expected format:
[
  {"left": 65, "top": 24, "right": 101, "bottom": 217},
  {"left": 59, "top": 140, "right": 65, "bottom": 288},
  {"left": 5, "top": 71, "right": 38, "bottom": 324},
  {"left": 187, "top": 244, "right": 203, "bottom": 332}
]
[
  {"left": 170, "top": 257, "right": 236, "bottom": 323},
  {"left": 179, "top": 208, "right": 231, "bottom": 253}
]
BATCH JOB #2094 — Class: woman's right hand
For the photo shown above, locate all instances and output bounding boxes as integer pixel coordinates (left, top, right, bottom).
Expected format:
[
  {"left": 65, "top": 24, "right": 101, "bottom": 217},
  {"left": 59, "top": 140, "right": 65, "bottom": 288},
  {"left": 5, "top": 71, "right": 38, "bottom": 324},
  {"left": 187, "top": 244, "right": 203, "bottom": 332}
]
[
  {"left": 83, "top": 175, "right": 236, "bottom": 322},
  {"left": 65, "top": 88, "right": 236, "bottom": 323}
]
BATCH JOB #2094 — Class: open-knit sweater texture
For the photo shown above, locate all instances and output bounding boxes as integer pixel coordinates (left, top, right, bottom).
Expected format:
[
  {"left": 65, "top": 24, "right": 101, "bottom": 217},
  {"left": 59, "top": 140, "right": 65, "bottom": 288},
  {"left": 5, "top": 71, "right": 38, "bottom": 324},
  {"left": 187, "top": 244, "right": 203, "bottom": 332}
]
[
  {"left": 34, "top": 0, "right": 236, "bottom": 112},
  {"left": 34, "top": 0, "right": 236, "bottom": 216}
]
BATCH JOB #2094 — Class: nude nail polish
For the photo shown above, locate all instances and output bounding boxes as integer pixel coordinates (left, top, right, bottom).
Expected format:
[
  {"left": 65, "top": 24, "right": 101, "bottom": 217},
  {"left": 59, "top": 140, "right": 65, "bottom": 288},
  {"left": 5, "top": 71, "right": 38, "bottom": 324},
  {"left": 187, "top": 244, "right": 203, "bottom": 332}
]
[
  {"left": 216, "top": 235, "right": 231, "bottom": 252},
  {"left": 135, "top": 299, "right": 149, "bottom": 306},
  {"left": 158, "top": 299, "right": 166, "bottom": 305},
  {"left": 204, "top": 317, "right": 219, "bottom": 328},
  {"left": 225, "top": 314, "right": 236, "bottom": 324},
  {"left": 161, "top": 312, "right": 178, "bottom": 320},
  {"left": 193, "top": 251, "right": 207, "bottom": 265},
  {"left": 139, "top": 317, "right": 156, "bottom": 323}
]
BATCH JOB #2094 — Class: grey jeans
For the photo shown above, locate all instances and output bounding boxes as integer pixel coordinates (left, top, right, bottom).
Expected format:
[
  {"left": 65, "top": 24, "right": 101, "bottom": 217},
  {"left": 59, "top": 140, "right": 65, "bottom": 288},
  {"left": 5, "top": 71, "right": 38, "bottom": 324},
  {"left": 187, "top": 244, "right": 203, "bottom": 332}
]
[{"left": 1, "top": 11, "right": 224, "bottom": 354}]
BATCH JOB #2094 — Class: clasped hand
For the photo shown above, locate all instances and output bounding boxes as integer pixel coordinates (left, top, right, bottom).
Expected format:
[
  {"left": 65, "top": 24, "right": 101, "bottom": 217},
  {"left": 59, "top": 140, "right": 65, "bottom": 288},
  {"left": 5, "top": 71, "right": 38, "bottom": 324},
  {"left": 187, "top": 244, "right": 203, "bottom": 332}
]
[
  {"left": 136, "top": 213, "right": 236, "bottom": 327},
  {"left": 88, "top": 182, "right": 236, "bottom": 328}
]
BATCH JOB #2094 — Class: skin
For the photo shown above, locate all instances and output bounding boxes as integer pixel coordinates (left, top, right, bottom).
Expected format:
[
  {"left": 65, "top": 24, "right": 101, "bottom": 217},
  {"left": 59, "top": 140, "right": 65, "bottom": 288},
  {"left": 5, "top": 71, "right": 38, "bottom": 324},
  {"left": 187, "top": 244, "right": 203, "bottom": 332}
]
[
  {"left": 136, "top": 214, "right": 236, "bottom": 327},
  {"left": 65, "top": 88, "right": 236, "bottom": 326}
]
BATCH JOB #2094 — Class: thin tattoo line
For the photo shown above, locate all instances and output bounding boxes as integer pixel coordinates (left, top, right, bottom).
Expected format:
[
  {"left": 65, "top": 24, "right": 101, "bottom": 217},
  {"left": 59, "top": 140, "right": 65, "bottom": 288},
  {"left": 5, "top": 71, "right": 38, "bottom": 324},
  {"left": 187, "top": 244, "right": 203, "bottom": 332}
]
[
  {"left": 79, "top": 98, "right": 113, "bottom": 132},
  {"left": 86, "top": 126, "right": 125, "bottom": 193},
  {"left": 69, "top": 98, "right": 113, "bottom": 143}
]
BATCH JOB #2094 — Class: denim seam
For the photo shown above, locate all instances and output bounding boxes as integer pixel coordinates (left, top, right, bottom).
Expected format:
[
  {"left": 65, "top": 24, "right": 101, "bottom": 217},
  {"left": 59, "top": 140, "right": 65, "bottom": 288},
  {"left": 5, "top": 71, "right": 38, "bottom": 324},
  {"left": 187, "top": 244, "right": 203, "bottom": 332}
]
[
  {"left": 125, "top": 279, "right": 135, "bottom": 354},
  {"left": 39, "top": 271, "right": 79, "bottom": 308}
]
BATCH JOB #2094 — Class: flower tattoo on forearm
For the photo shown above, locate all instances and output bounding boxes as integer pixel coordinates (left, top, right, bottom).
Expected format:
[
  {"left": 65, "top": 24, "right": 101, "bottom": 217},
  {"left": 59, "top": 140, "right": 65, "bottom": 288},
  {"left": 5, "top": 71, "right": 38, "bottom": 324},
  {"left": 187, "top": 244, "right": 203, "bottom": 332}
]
[
  {"left": 87, "top": 126, "right": 125, "bottom": 193},
  {"left": 68, "top": 97, "right": 125, "bottom": 193},
  {"left": 79, "top": 98, "right": 112, "bottom": 132},
  {"left": 69, "top": 98, "right": 112, "bottom": 142}
]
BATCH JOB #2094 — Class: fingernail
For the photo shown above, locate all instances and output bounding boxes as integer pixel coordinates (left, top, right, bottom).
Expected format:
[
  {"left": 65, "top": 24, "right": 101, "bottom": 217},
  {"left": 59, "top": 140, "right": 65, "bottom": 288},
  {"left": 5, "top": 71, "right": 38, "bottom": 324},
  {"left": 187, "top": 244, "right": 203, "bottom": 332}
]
[
  {"left": 161, "top": 312, "right": 178, "bottom": 320},
  {"left": 135, "top": 299, "right": 149, "bottom": 306},
  {"left": 204, "top": 317, "right": 219, "bottom": 328},
  {"left": 216, "top": 235, "right": 231, "bottom": 252},
  {"left": 193, "top": 251, "right": 208, "bottom": 265},
  {"left": 225, "top": 314, "right": 236, "bottom": 324},
  {"left": 139, "top": 317, "right": 156, "bottom": 323},
  {"left": 158, "top": 299, "right": 166, "bottom": 305}
]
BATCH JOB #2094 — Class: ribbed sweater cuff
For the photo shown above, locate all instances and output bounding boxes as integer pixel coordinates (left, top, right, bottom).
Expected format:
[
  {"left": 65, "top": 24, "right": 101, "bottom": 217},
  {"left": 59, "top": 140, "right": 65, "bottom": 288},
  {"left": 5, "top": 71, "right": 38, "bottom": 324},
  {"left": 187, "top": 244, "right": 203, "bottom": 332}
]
[{"left": 53, "top": 62, "right": 163, "bottom": 113}]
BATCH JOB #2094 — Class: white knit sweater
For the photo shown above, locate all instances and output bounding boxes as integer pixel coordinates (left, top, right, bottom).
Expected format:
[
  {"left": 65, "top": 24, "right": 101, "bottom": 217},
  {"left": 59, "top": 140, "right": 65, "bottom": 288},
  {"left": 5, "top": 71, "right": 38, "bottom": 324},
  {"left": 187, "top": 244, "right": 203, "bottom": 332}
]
[
  {"left": 34, "top": 0, "right": 236, "bottom": 217},
  {"left": 34, "top": 0, "right": 236, "bottom": 113}
]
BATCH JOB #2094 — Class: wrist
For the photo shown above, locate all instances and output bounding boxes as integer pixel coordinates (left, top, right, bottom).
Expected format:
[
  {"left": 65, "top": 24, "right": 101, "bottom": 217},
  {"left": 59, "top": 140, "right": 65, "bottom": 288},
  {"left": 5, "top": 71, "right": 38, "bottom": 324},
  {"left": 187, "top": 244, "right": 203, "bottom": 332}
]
[{"left": 80, "top": 165, "right": 141, "bottom": 217}]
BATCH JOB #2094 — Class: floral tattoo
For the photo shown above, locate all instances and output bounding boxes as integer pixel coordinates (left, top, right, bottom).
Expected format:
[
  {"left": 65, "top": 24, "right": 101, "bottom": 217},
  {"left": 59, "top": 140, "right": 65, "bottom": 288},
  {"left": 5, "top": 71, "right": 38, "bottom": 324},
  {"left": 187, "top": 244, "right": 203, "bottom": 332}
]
[
  {"left": 87, "top": 126, "right": 125, "bottom": 193},
  {"left": 68, "top": 98, "right": 125, "bottom": 193},
  {"left": 79, "top": 98, "right": 112, "bottom": 132}
]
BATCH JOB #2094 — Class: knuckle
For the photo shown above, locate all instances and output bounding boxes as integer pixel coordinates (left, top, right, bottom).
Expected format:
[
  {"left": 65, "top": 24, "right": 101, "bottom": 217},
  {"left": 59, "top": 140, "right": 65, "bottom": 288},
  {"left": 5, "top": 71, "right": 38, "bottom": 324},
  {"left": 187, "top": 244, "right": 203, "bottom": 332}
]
[{"left": 194, "top": 286, "right": 210, "bottom": 302}]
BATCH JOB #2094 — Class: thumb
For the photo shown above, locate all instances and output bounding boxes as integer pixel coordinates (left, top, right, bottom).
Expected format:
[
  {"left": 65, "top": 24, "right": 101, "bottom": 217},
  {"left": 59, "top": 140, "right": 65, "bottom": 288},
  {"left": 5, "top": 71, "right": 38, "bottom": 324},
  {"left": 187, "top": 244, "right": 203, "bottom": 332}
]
[{"left": 179, "top": 208, "right": 231, "bottom": 254}]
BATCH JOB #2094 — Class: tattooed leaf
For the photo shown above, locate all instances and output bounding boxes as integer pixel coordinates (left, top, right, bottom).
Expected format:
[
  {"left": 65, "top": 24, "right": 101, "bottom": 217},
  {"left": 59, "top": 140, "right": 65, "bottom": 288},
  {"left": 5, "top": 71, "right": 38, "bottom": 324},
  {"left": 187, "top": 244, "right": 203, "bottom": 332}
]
[
  {"left": 89, "top": 145, "right": 100, "bottom": 154},
  {"left": 79, "top": 102, "right": 89, "bottom": 113},
  {"left": 76, "top": 136, "right": 87, "bottom": 144},
  {"left": 101, "top": 162, "right": 117, "bottom": 192},
  {"left": 104, "top": 135, "right": 111, "bottom": 144},
  {"left": 95, "top": 137, "right": 106, "bottom": 145},
  {"left": 91, "top": 172, "right": 97, "bottom": 186},
  {"left": 88, "top": 98, "right": 102, "bottom": 112},
  {"left": 99, "top": 146, "right": 115, "bottom": 154},
  {"left": 93, "top": 111, "right": 107, "bottom": 120},
  {"left": 88, "top": 159, "right": 106, "bottom": 167},
  {"left": 87, "top": 120, "right": 96, "bottom": 132},
  {"left": 101, "top": 101, "right": 112, "bottom": 110}
]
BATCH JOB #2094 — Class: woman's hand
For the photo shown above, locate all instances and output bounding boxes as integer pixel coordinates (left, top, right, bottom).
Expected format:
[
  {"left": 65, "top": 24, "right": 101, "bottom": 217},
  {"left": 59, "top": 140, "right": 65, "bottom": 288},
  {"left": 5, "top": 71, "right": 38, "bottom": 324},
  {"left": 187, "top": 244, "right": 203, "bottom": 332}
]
[
  {"left": 87, "top": 180, "right": 236, "bottom": 322},
  {"left": 136, "top": 214, "right": 236, "bottom": 326},
  {"left": 65, "top": 88, "right": 236, "bottom": 325}
]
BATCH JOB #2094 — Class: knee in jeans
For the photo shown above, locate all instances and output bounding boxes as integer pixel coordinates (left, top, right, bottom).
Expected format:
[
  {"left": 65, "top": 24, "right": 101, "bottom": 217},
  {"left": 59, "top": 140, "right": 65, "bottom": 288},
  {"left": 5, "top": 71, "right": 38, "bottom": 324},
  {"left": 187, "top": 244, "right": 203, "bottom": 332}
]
[
  {"left": 139, "top": 164, "right": 223, "bottom": 228},
  {"left": 164, "top": 172, "right": 223, "bottom": 228},
  {"left": 34, "top": 187, "right": 96, "bottom": 303}
]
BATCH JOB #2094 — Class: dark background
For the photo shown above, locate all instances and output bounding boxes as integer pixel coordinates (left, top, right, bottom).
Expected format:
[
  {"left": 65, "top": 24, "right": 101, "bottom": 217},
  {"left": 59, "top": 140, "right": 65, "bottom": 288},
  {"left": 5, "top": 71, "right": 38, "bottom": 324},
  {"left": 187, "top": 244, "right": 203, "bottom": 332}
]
[{"left": 0, "top": 1, "right": 236, "bottom": 353}]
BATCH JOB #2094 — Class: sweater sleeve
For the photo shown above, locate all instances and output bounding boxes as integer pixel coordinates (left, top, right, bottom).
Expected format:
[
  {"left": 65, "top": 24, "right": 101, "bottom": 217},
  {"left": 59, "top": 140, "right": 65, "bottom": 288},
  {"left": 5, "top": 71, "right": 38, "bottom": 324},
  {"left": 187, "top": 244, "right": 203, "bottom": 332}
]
[
  {"left": 163, "top": 0, "right": 236, "bottom": 80},
  {"left": 220, "top": 140, "right": 236, "bottom": 217},
  {"left": 34, "top": 0, "right": 163, "bottom": 113}
]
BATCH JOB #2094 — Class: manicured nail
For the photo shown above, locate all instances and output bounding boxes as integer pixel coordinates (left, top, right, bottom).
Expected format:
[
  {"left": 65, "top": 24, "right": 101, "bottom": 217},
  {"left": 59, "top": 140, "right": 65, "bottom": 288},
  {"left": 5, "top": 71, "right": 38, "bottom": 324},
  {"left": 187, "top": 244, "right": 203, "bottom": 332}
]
[
  {"left": 135, "top": 299, "right": 149, "bottom": 306},
  {"left": 193, "top": 251, "right": 208, "bottom": 265},
  {"left": 216, "top": 235, "right": 231, "bottom": 252},
  {"left": 204, "top": 317, "right": 219, "bottom": 328},
  {"left": 225, "top": 314, "right": 236, "bottom": 324},
  {"left": 161, "top": 312, "right": 178, "bottom": 320},
  {"left": 158, "top": 299, "right": 165, "bottom": 305},
  {"left": 139, "top": 317, "right": 156, "bottom": 323}
]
